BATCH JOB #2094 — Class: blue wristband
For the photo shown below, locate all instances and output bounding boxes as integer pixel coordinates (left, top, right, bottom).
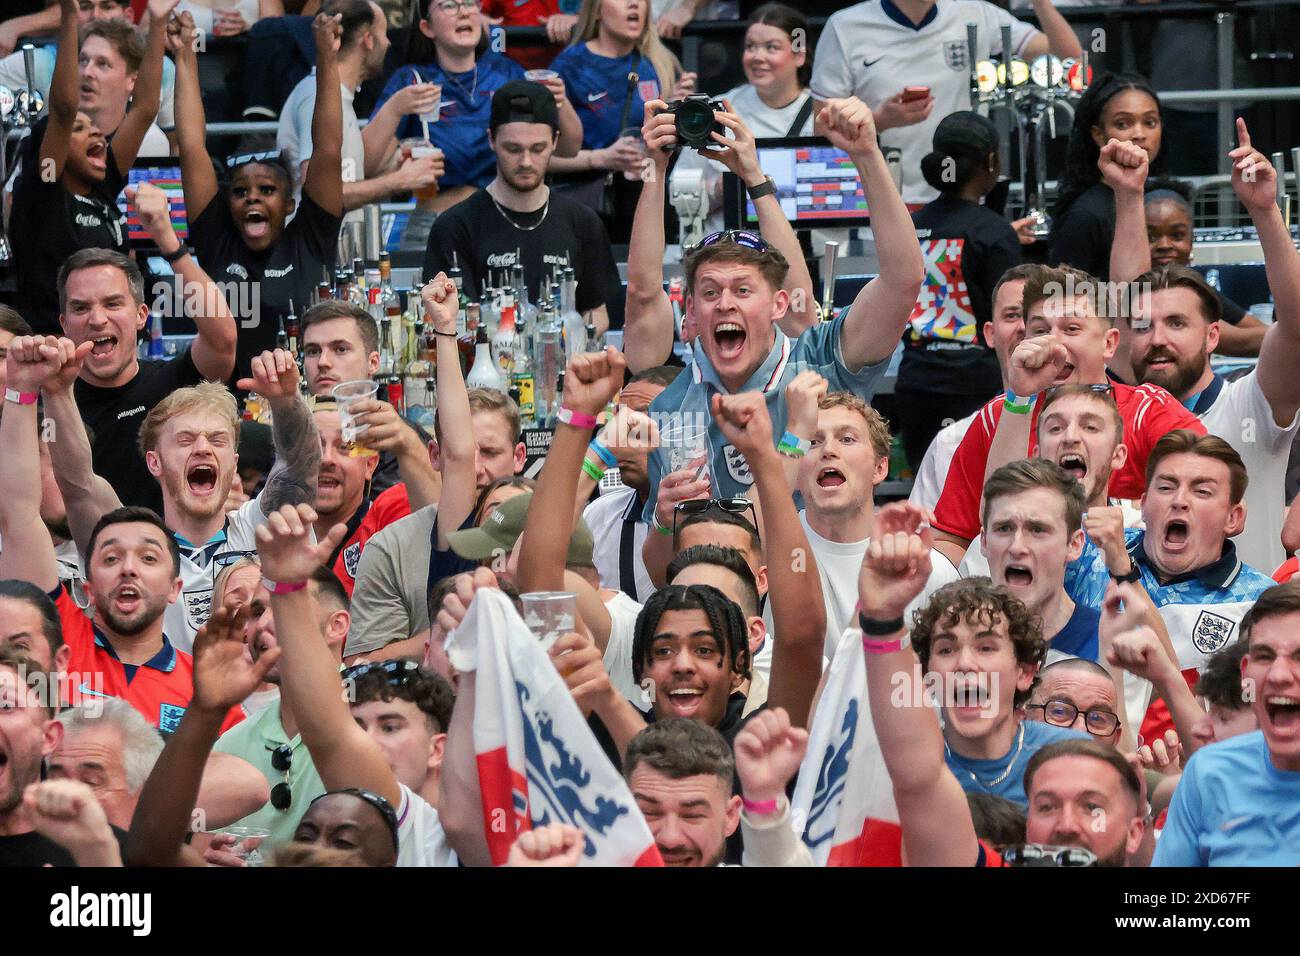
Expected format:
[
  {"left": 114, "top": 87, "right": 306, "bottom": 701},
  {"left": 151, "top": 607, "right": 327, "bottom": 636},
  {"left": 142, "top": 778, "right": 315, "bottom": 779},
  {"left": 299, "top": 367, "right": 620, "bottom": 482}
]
[
  {"left": 589, "top": 438, "right": 617, "bottom": 469},
  {"left": 777, "top": 431, "right": 811, "bottom": 458}
]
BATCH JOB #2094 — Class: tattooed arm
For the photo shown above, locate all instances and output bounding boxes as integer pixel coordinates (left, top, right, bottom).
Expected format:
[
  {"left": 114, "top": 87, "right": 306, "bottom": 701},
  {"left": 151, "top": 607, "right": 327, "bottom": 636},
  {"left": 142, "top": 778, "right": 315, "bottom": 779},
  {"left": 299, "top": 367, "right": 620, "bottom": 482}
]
[{"left": 237, "top": 349, "right": 320, "bottom": 515}]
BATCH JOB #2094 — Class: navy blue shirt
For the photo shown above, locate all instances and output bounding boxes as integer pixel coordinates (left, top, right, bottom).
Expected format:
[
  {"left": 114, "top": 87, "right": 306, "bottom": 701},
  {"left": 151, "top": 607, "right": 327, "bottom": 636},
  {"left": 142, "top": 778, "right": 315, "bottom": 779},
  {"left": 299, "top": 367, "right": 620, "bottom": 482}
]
[
  {"left": 550, "top": 43, "right": 662, "bottom": 150},
  {"left": 372, "top": 52, "right": 525, "bottom": 189},
  {"left": 1048, "top": 603, "right": 1102, "bottom": 662}
]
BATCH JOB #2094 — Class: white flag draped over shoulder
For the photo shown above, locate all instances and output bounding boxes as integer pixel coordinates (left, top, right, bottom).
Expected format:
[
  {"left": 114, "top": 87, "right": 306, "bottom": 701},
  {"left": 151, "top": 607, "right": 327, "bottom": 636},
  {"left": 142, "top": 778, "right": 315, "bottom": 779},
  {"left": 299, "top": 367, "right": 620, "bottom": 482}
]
[
  {"left": 445, "top": 588, "right": 662, "bottom": 867},
  {"left": 790, "top": 627, "right": 902, "bottom": 866}
]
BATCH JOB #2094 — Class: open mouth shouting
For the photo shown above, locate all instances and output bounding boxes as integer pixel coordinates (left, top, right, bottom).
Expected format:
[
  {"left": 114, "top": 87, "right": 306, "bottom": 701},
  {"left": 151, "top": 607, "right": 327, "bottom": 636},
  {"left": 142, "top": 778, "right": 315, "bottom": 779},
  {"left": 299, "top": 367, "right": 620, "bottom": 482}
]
[
  {"left": 187, "top": 461, "right": 220, "bottom": 498},
  {"left": 816, "top": 466, "right": 846, "bottom": 489},
  {"left": 712, "top": 321, "right": 746, "bottom": 362},
  {"left": 664, "top": 685, "right": 705, "bottom": 718},
  {"left": 85, "top": 138, "right": 108, "bottom": 173},
  {"left": 948, "top": 673, "right": 991, "bottom": 714},
  {"left": 1057, "top": 452, "right": 1087, "bottom": 483},
  {"left": 1161, "top": 518, "right": 1190, "bottom": 552},
  {"left": 1002, "top": 563, "right": 1034, "bottom": 589},
  {"left": 89, "top": 332, "right": 118, "bottom": 358},
  {"left": 242, "top": 208, "right": 271, "bottom": 241},
  {"left": 111, "top": 582, "right": 143, "bottom": 617},
  {"left": 453, "top": 18, "right": 476, "bottom": 39},
  {"left": 1264, "top": 696, "right": 1300, "bottom": 735}
]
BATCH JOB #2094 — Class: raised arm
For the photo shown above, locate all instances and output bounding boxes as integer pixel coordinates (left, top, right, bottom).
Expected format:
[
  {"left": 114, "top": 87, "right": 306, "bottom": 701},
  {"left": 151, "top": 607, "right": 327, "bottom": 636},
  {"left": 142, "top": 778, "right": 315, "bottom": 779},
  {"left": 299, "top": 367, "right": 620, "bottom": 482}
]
[
  {"left": 734, "top": 709, "right": 813, "bottom": 866},
  {"left": 0, "top": 338, "right": 69, "bottom": 592},
  {"left": 302, "top": 12, "right": 344, "bottom": 219},
  {"left": 39, "top": 339, "right": 123, "bottom": 558},
  {"left": 426, "top": 277, "right": 478, "bottom": 548},
  {"left": 167, "top": 11, "right": 218, "bottom": 219},
  {"left": 111, "top": 0, "right": 178, "bottom": 175},
  {"left": 126, "top": 603, "right": 277, "bottom": 866},
  {"left": 1104, "top": 139, "right": 1152, "bottom": 286},
  {"left": 237, "top": 350, "right": 321, "bottom": 515},
  {"left": 1107, "top": 622, "right": 1205, "bottom": 757},
  {"left": 128, "top": 182, "right": 237, "bottom": 381},
  {"left": 518, "top": 348, "right": 626, "bottom": 595},
  {"left": 860, "top": 501, "right": 981, "bottom": 866},
  {"left": 622, "top": 101, "right": 677, "bottom": 374},
  {"left": 37, "top": 0, "right": 80, "bottom": 179},
  {"left": 711, "top": 391, "right": 826, "bottom": 727},
  {"left": 820, "top": 98, "right": 925, "bottom": 370},
  {"left": 256, "top": 504, "right": 402, "bottom": 808},
  {"left": 1232, "top": 119, "right": 1300, "bottom": 425},
  {"left": 1020, "top": 0, "right": 1084, "bottom": 61},
  {"left": 982, "top": 335, "right": 1070, "bottom": 483}
]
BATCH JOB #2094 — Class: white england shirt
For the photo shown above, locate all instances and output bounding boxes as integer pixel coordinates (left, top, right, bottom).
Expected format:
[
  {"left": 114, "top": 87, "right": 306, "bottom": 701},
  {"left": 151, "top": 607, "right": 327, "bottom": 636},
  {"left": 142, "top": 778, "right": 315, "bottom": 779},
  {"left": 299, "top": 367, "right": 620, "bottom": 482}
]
[{"left": 810, "top": 0, "right": 1036, "bottom": 204}]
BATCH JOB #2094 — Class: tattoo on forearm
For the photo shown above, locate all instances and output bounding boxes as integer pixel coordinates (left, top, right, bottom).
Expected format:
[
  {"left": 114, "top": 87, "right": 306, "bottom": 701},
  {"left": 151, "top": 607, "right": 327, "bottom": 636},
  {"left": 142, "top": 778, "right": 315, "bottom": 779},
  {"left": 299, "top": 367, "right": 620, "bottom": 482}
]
[{"left": 261, "top": 395, "right": 320, "bottom": 514}]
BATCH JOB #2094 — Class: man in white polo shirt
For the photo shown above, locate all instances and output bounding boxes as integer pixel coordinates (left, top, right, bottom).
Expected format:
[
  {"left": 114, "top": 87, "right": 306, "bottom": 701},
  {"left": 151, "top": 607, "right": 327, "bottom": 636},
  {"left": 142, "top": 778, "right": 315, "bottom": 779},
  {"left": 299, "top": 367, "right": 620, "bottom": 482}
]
[
  {"left": 810, "top": 0, "right": 1081, "bottom": 205},
  {"left": 1120, "top": 121, "right": 1300, "bottom": 573}
]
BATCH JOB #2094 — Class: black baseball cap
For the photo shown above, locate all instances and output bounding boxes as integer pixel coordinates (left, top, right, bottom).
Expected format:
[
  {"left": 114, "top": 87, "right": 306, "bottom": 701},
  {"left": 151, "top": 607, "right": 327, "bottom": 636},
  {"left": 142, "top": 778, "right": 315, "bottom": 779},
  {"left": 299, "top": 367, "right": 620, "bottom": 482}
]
[{"left": 490, "top": 80, "right": 560, "bottom": 134}]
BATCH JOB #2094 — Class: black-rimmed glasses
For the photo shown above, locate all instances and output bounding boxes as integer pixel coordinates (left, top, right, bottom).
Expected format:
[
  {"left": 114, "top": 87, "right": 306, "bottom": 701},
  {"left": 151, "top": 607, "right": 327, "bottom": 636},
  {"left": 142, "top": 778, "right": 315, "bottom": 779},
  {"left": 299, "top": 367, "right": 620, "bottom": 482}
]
[{"left": 1026, "top": 698, "right": 1121, "bottom": 737}]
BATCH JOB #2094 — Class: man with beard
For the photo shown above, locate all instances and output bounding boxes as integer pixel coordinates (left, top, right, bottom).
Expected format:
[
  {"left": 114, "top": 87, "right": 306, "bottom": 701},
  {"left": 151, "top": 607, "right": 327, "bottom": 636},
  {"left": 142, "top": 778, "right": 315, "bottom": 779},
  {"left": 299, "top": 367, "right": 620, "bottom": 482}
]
[
  {"left": 424, "top": 81, "right": 622, "bottom": 333},
  {"left": 33, "top": 340, "right": 318, "bottom": 653},
  {"left": 930, "top": 256, "right": 1204, "bottom": 566},
  {"left": 1118, "top": 120, "right": 1300, "bottom": 573},
  {"left": 1023, "top": 738, "right": 1147, "bottom": 866},
  {"left": 624, "top": 718, "right": 741, "bottom": 867},
  {"left": 1152, "top": 582, "right": 1300, "bottom": 865}
]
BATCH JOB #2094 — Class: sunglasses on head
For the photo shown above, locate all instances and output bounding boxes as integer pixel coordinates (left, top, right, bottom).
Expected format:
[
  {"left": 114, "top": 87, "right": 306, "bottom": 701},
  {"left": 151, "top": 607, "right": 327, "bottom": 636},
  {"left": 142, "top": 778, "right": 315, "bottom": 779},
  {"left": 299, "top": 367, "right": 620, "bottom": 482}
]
[
  {"left": 226, "top": 149, "right": 284, "bottom": 170},
  {"left": 1045, "top": 382, "right": 1113, "bottom": 397},
  {"left": 672, "top": 497, "right": 759, "bottom": 539},
  {"left": 688, "top": 230, "right": 770, "bottom": 255},
  {"left": 342, "top": 659, "right": 422, "bottom": 687}
]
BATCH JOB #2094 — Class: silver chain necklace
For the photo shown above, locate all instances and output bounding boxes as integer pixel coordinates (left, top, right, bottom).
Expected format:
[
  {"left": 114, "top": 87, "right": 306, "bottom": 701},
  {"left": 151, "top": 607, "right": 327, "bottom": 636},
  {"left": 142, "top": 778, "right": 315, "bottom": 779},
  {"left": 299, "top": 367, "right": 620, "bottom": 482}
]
[
  {"left": 946, "top": 722, "right": 1026, "bottom": 788},
  {"left": 442, "top": 62, "right": 479, "bottom": 104},
  {"left": 489, "top": 188, "right": 550, "bottom": 231}
]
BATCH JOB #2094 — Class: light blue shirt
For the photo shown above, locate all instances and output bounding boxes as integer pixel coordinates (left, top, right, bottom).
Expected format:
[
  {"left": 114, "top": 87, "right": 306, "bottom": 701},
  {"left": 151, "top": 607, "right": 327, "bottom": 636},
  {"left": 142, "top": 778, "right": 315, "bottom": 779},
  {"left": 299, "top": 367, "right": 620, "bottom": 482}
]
[
  {"left": 642, "top": 309, "right": 889, "bottom": 519},
  {"left": 1153, "top": 731, "right": 1300, "bottom": 866}
]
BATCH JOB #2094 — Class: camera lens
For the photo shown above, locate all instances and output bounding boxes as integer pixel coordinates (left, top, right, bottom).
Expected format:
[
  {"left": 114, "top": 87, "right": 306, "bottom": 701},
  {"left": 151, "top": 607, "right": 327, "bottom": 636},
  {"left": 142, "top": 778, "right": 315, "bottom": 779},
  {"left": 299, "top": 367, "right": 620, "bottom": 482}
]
[{"left": 675, "top": 99, "right": 715, "bottom": 146}]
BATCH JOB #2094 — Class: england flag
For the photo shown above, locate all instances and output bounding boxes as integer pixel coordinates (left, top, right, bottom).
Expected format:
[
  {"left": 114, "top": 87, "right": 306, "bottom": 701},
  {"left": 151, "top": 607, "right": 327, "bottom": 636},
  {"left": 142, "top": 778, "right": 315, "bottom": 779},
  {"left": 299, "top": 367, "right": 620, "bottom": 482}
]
[
  {"left": 446, "top": 588, "right": 662, "bottom": 867},
  {"left": 790, "top": 627, "right": 902, "bottom": 866}
]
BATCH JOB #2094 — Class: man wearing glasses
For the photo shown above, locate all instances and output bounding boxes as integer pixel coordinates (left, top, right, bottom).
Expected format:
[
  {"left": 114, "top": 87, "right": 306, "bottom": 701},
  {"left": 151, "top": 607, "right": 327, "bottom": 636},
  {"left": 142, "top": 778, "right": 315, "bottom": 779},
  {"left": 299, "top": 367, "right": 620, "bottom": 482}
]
[
  {"left": 930, "top": 264, "right": 1204, "bottom": 566},
  {"left": 1025, "top": 658, "right": 1124, "bottom": 748}
]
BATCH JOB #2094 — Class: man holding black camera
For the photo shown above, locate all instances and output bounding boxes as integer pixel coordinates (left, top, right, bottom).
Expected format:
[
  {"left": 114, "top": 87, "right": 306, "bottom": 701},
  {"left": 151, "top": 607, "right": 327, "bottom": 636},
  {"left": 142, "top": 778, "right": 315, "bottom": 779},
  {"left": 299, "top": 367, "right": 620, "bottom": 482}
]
[{"left": 424, "top": 81, "right": 623, "bottom": 335}]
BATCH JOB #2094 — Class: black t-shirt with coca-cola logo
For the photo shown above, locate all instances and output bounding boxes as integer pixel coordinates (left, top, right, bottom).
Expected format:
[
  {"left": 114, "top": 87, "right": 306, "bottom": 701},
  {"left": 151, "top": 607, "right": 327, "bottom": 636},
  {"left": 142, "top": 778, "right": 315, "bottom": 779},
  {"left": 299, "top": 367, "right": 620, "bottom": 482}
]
[
  {"left": 190, "top": 191, "right": 340, "bottom": 382},
  {"left": 11, "top": 116, "right": 129, "bottom": 335},
  {"left": 423, "top": 189, "right": 622, "bottom": 315}
]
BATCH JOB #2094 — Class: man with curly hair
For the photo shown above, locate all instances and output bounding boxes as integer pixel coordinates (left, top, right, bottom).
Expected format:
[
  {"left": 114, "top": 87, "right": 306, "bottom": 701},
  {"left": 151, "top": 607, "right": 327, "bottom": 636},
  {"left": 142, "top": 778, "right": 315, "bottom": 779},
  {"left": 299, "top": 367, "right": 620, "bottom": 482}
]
[{"left": 908, "top": 577, "right": 1089, "bottom": 808}]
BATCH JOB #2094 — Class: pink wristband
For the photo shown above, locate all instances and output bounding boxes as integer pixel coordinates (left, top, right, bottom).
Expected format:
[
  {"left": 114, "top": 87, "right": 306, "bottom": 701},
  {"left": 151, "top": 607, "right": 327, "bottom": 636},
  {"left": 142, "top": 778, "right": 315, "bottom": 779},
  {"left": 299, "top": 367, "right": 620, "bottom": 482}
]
[
  {"left": 263, "top": 578, "right": 307, "bottom": 595},
  {"left": 556, "top": 406, "right": 599, "bottom": 429},
  {"left": 862, "top": 635, "right": 905, "bottom": 655},
  {"left": 741, "top": 796, "right": 779, "bottom": 815},
  {"left": 4, "top": 388, "right": 37, "bottom": 405}
]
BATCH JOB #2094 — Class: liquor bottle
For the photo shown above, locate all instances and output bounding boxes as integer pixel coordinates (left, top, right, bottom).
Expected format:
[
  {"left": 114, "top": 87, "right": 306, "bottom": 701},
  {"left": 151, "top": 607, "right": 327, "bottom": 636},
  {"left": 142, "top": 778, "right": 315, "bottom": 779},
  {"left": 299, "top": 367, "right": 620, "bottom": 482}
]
[
  {"left": 533, "top": 301, "right": 563, "bottom": 426},
  {"left": 559, "top": 268, "right": 584, "bottom": 359},
  {"left": 466, "top": 325, "right": 505, "bottom": 391},
  {"left": 585, "top": 318, "right": 600, "bottom": 353},
  {"left": 285, "top": 298, "right": 300, "bottom": 357},
  {"left": 449, "top": 251, "right": 466, "bottom": 317},
  {"left": 347, "top": 258, "right": 367, "bottom": 309},
  {"left": 459, "top": 301, "right": 481, "bottom": 378},
  {"left": 275, "top": 312, "right": 289, "bottom": 351},
  {"left": 492, "top": 292, "right": 519, "bottom": 379},
  {"left": 316, "top": 266, "right": 332, "bottom": 305},
  {"left": 379, "top": 253, "right": 401, "bottom": 351}
]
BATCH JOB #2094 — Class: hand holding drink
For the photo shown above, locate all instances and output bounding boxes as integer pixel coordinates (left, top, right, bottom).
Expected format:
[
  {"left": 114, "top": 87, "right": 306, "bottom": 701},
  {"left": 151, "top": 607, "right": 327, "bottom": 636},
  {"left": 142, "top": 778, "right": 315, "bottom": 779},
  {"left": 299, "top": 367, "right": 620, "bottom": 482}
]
[{"left": 332, "top": 380, "right": 380, "bottom": 457}]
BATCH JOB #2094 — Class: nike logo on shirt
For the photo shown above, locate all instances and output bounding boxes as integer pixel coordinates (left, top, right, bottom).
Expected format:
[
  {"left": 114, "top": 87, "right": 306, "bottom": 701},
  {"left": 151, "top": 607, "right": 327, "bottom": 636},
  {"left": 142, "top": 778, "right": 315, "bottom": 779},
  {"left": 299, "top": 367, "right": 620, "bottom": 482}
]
[
  {"left": 587, "top": 91, "right": 607, "bottom": 102},
  {"left": 863, "top": 57, "right": 883, "bottom": 68}
]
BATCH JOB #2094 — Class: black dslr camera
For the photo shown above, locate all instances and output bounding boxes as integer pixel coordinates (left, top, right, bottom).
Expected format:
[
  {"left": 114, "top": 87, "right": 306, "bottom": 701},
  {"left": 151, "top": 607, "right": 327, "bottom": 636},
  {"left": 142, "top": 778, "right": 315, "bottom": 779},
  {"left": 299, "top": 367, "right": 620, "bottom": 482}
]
[{"left": 660, "top": 94, "right": 727, "bottom": 149}]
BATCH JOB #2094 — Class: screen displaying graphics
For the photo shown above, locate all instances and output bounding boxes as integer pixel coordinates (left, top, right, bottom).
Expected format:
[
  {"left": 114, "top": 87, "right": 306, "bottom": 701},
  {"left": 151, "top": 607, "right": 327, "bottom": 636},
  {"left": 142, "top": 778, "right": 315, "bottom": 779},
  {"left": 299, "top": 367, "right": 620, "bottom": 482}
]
[
  {"left": 118, "top": 161, "right": 188, "bottom": 245},
  {"left": 738, "top": 138, "right": 869, "bottom": 227}
]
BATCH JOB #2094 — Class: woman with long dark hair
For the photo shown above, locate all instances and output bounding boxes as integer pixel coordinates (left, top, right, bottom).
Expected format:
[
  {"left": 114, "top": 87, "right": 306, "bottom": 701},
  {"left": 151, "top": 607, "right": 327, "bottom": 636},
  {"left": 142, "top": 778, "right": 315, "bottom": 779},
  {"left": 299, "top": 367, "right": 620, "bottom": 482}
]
[
  {"left": 1048, "top": 72, "right": 1163, "bottom": 280},
  {"left": 895, "top": 111, "right": 1021, "bottom": 471}
]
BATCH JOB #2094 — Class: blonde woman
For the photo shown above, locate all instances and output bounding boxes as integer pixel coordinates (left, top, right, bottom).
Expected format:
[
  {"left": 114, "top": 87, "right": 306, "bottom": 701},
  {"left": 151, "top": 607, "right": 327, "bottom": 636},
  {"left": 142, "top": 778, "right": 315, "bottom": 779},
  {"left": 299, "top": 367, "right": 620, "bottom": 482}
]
[{"left": 549, "top": 0, "right": 694, "bottom": 239}]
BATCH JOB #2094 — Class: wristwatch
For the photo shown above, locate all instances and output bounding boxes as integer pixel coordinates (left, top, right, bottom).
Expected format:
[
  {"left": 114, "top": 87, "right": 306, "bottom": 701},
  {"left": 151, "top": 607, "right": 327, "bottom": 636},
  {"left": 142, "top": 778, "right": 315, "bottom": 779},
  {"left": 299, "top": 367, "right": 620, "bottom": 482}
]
[
  {"left": 160, "top": 243, "right": 191, "bottom": 264},
  {"left": 1111, "top": 563, "right": 1141, "bottom": 583},
  {"left": 746, "top": 176, "right": 777, "bottom": 201}
]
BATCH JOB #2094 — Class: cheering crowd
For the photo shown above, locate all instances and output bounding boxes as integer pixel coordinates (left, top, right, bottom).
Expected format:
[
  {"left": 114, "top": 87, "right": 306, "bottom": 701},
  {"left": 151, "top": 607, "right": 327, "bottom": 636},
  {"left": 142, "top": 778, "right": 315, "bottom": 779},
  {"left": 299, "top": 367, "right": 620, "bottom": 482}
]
[{"left": 1, "top": 0, "right": 1298, "bottom": 870}]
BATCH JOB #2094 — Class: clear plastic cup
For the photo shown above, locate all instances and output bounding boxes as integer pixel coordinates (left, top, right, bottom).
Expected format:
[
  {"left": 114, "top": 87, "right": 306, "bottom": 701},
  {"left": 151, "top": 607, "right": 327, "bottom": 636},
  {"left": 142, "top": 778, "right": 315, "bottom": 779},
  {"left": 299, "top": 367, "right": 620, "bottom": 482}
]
[
  {"left": 224, "top": 826, "right": 271, "bottom": 867},
  {"left": 418, "top": 84, "right": 441, "bottom": 127},
  {"left": 619, "top": 126, "right": 646, "bottom": 182},
  {"left": 520, "top": 592, "right": 578, "bottom": 651},
  {"left": 525, "top": 69, "right": 559, "bottom": 83},
  {"left": 400, "top": 138, "right": 442, "bottom": 201},
  {"left": 332, "top": 379, "right": 380, "bottom": 458},
  {"left": 661, "top": 422, "right": 711, "bottom": 485}
]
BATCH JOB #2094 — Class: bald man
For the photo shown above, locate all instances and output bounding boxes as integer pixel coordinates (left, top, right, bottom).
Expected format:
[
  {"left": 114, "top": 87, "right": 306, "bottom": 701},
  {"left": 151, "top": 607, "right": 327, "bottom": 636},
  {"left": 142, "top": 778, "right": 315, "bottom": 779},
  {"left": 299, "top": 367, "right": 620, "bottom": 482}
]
[{"left": 1025, "top": 658, "right": 1123, "bottom": 748}]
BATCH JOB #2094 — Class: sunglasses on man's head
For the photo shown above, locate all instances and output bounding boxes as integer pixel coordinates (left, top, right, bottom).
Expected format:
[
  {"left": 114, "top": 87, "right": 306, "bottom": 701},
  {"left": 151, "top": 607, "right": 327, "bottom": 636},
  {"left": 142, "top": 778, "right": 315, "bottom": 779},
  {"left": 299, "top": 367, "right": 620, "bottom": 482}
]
[
  {"left": 672, "top": 497, "right": 759, "bottom": 539},
  {"left": 1045, "top": 382, "right": 1113, "bottom": 397},
  {"left": 342, "top": 659, "right": 422, "bottom": 688},
  {"left": 688, "top": 230, "right": 770, "bottom": 255}
]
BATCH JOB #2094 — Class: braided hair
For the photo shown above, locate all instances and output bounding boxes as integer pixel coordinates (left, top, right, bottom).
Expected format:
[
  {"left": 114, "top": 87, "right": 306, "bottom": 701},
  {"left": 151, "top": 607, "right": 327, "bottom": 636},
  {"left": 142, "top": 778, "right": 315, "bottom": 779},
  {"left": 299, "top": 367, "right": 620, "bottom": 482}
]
[{"left": 631, "top": 584, "right": 751, "bottom": 686}]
